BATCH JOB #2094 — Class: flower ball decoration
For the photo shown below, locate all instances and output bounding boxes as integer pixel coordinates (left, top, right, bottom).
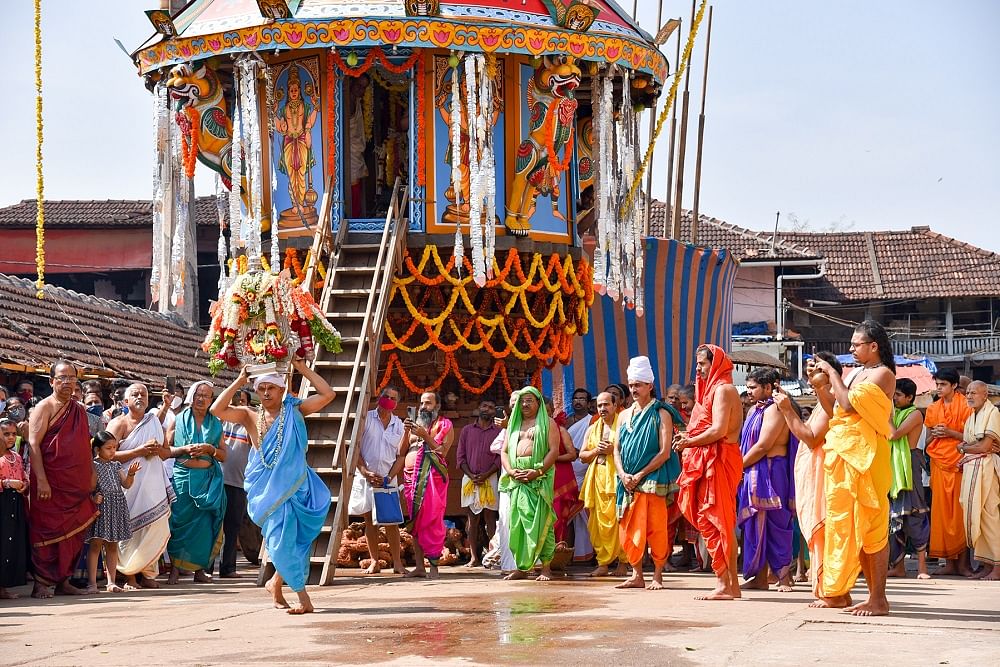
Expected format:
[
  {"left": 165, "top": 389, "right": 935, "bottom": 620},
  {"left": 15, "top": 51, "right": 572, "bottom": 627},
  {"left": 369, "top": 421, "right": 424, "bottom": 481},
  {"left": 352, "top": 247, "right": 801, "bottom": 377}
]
[{"left": 202, "top": 269, "right": 342, "bottom": 375}]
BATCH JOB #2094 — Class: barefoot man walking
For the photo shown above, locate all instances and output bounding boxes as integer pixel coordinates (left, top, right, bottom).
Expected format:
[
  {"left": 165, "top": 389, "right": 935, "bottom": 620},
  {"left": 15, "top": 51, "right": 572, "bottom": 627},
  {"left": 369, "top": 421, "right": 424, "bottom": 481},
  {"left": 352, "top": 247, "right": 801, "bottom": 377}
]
[
  {"left": 211, "top": 360, "right": 335, "bottom": 614},
  {"left": 811, "top": 320, "right": 896, "bottom": 616},
  {"left": 675, "top": 345, "right": 744, "bottom": 601}
]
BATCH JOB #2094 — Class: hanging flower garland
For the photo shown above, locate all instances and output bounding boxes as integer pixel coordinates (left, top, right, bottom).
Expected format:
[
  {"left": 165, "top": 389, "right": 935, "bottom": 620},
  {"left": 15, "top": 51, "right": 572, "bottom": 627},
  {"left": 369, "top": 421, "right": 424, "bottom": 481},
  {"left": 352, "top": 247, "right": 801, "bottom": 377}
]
[
  {"left": 543, "top": 99, "right": 575, "bottom": 176},
  {"left": 329, "top": 47, "right": 422, "bottom": 78},
  {"left": 177, "top": 105, "right": 201, "bottom": 179},
  {"left": 415, "top": 53, "right": 426, "bottom": 187},
  {"left": 33, "top": 0, "right": 44, "bottom": 299},
  {"left": 377, "top": 352, "right": 542, "bottom": 397},
  {"left": 379, "top": 246, "right": 593, "bottom": 393}
]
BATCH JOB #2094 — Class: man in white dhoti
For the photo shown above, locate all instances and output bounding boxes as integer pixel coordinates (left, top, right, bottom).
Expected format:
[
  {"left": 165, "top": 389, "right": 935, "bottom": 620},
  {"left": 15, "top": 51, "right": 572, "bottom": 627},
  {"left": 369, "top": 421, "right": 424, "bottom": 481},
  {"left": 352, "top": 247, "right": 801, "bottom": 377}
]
[{"left": 107, "top": 384, "right": 175, "bottom": 589}]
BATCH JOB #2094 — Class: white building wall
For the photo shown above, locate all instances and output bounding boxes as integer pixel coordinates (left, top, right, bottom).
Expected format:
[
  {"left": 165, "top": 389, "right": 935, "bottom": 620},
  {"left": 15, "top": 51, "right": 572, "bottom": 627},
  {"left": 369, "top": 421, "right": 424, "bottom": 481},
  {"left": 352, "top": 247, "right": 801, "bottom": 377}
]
[{"left": 732, "top": 265, "right": 776, "bottom": 327}]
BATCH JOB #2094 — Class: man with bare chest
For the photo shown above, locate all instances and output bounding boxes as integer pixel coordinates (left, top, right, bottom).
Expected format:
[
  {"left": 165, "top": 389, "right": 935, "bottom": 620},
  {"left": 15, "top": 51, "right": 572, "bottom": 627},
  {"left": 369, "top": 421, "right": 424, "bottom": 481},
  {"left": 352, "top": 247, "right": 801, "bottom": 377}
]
[{"left": 499, "top": 387, "right": 560, "bottom": 581}]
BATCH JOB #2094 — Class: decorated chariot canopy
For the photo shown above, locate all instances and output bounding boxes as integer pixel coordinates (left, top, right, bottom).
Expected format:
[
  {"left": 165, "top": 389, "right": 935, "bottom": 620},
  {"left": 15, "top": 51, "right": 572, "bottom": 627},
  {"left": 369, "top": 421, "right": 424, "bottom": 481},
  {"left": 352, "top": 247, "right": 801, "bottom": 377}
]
[
  {"left": 133, "top": 0, "right": 669, "bottom": 83},
  {"left": 134, "top": 0, "right": 702, "bottom": 384}
]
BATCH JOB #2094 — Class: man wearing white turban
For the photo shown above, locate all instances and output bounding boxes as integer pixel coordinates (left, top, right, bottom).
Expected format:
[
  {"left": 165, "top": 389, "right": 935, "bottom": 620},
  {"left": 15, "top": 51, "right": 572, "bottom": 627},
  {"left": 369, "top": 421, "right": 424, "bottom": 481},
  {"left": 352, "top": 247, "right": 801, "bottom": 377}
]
[{"left": 614, "top": 356, "right": 683, "bottom": 590}]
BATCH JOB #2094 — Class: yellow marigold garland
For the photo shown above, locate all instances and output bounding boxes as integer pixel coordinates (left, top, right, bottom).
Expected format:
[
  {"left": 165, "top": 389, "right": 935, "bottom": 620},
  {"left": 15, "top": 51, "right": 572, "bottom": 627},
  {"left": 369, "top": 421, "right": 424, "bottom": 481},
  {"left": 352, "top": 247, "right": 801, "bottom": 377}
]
[
  {"left": 378, "top": 246, "right": 594, "bottom": 394},
  {"left": 34, "top": 0, "right": 45, "bottom": 299}
]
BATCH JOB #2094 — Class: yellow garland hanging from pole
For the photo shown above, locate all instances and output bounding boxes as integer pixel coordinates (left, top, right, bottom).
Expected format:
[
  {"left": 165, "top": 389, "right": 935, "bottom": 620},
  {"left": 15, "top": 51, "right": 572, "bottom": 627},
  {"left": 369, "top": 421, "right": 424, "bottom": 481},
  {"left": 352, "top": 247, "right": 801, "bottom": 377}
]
[
  {"left": 621, "top": 0, "right": 708, "bottom": 217},
  {"left": 34, "top": 0, "right": 45, "bottom": 299}
]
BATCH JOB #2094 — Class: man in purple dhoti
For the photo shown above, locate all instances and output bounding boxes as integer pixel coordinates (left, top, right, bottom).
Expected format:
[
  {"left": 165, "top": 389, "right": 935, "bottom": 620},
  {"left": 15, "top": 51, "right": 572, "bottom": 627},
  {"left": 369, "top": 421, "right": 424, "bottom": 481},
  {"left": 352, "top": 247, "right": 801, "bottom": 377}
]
[{"left": 737, "top": 368, "right": 797, "bottom": 593}]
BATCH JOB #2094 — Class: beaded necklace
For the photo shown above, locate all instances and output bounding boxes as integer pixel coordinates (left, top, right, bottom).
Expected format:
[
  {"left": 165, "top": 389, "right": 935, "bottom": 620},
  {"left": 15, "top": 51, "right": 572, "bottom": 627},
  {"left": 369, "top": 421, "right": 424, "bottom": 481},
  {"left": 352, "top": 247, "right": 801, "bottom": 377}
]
[{"left": 256, "top": 404, "right": 287, "bottom": 470}]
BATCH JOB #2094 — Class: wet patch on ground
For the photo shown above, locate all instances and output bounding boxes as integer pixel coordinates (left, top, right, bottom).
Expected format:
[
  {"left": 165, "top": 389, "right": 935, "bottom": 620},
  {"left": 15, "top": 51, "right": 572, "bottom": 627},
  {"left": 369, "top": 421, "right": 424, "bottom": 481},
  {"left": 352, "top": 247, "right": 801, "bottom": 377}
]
[{"left": 304, "top": 591, "right": 714, "bottom": 664}]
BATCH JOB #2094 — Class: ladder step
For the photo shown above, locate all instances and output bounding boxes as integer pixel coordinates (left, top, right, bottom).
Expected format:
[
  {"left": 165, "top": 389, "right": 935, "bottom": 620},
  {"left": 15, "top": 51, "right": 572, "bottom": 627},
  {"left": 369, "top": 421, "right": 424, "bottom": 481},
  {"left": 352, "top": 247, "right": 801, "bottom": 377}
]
[
  {"left": 313, "top": 467, "right": 344, "bottom": 476},
  {"left": 314, "top": 360, "right": 366, "bottom": 369},
  {"left": 343, "top": 243, "right": 382, "bottom": 251},
  {"left": 333, "top": 266, "right": 376, "bottom": 273},
  {"left": 307, "top": 439, "right": 351, "bottom": 448},
  {"left": 325, "top": 312, "right": 366, "bottom": 319},
  {"left": 327, "top": 288, "right": 379, "bottom": 296}
]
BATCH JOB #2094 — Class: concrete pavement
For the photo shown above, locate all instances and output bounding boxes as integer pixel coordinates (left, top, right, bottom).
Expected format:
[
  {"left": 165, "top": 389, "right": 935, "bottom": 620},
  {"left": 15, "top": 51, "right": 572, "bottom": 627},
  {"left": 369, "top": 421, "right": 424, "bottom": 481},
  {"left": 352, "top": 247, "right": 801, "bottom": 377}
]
[{"left": 2, "top": 565, "right": 998, "bottom": 666}]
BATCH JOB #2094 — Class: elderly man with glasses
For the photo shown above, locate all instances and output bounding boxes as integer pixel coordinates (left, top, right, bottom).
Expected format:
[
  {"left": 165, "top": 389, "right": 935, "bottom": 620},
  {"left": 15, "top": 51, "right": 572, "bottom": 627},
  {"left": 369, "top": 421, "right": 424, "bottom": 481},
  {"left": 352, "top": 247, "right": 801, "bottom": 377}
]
[{"left": 26, "top": 360, "right": 100, "bottom": 598}]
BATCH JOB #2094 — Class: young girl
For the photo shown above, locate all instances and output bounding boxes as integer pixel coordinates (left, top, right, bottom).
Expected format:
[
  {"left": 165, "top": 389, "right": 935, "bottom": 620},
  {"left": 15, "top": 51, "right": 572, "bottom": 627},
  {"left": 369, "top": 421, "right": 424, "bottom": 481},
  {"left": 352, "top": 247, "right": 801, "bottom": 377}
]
[
  {"left": 1, "top": 418, "right": 29, "bottom": 599},
  {"left": 86, "top": 431, "right": 140, "bottom": 594}
]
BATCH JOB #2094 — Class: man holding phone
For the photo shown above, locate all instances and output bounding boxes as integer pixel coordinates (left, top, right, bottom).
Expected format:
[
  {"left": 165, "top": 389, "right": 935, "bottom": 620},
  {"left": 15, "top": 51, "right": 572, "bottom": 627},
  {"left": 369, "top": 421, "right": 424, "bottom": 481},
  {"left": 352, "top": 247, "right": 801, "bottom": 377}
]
[{"left": 348, "top": 386, "right": 406, "bottom": 574}]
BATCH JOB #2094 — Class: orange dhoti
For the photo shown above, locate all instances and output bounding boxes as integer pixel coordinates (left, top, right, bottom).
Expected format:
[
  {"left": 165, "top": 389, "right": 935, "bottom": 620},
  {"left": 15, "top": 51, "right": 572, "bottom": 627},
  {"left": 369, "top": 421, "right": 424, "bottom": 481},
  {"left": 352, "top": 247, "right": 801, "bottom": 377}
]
[
  {"left": 925, "top": 396, "right": 972, "bottom": 559},
  {"left": 619, "top": 491, "right": 669, "bottom": 565},
  {"left": 929, "top": 463, "right": 967, "bottom": 558},
  {"left": 678, "top": 443, "right": 743, "bottom": 577}
]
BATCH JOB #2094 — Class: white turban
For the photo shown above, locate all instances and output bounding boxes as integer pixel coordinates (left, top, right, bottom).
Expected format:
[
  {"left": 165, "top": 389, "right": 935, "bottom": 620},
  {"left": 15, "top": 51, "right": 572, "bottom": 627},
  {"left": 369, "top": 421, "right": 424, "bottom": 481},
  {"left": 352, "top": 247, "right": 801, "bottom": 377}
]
[
  {"left": 253, "top": 373, "right": 287, "bottom": 392},
  {"left": 185, "top": 380, "right": 214, "bottom": 405},
  {"left": 626, "top": 356, "right": 655, "bottom": 384}
]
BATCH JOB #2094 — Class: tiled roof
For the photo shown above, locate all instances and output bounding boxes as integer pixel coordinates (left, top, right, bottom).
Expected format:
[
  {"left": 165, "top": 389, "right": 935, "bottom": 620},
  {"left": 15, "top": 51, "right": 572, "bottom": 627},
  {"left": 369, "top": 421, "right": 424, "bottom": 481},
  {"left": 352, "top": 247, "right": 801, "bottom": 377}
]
[
  {"left": 775, "top": 227, "right": 1000, "bottom": 300},
  {"left": 648, "top": 201, "right": 818, "bottom": 261},
  {"left": 0, "top": 197, "right": 219, "bottom": 229},
  {"left": 0, "top": 272, "right": 226, "bottom": 387}
]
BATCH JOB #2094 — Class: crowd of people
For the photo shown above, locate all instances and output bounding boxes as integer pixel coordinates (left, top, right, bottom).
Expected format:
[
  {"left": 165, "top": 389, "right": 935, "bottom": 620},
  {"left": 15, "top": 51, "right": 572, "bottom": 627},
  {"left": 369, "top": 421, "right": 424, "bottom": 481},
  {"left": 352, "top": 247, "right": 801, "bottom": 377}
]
[
  {"left": 0, "top": 358, "right": 336, "bottom": 613},
  {"left": 2, "top": 318, "right": 998, "bottom": 617},
  {"left": 346, "top": 319, "right": 1000, "bottom": 616}
]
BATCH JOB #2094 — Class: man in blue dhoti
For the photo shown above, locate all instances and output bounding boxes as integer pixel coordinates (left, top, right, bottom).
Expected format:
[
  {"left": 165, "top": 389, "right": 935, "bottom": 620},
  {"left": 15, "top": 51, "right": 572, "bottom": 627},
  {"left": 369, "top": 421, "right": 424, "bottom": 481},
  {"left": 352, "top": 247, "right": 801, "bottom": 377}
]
[
  {"left": 737, "top": 368, "right": 797, "bottom": 593},
  {"left": 212, "top": 359, "right": 335, "bottom": 614}
]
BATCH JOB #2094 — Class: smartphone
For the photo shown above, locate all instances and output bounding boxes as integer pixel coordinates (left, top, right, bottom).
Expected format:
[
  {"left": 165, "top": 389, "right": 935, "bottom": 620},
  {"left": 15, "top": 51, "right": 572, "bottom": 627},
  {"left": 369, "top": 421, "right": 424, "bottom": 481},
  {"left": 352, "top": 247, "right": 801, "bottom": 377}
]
[
  {"left": 407, "top": 406, "right": 417, "bottom": 422},
  {"left": 495, "top": 406, "right": 506, "bottom": 420},
  {"left": 165, "top": 375, "right": 177, "bottom": 393}
]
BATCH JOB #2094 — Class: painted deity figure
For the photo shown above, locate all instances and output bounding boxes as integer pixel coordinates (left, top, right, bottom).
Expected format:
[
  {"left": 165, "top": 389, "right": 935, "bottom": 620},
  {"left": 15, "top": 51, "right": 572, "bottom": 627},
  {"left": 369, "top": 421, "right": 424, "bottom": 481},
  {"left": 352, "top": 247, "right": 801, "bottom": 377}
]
[
  {"left": 504, "top": 55, "right": 581, "bottom": 236},
  {"left": 274, "top": 66, "right": 321, "bottom": 227}
]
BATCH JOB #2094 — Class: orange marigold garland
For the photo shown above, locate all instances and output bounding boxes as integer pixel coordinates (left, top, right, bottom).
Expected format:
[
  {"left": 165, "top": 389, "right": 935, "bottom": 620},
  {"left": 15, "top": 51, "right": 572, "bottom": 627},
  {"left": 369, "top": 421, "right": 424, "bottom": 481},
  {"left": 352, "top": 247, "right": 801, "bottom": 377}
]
[
  {"left": 415, "top": 52, "right": 426, "bottom": 187},
  {"left": 178, "top": 105, "right": 200, "bottom": 179},
  {"left": 330, "top": 47, "right": 422, "bottom": 78},
  {"left": 379, "top": 245, "right": 592, "bottom": 395}
]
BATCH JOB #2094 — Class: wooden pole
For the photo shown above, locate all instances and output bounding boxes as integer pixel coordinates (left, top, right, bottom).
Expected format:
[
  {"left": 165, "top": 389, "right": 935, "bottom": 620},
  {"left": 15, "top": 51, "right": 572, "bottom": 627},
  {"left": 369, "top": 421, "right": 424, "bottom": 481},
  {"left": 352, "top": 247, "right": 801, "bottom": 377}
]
[
  {"left": 670, "top": 0, "right": 697, "bottom": 241},
  {"left": 642, "top": 0, "right": 665, "bottom": 237},
  {"left": 665, "top": 18, "right": 682, "bottom": 239},
  {"left": 690, "top": 5, "right": 713, "bottom": 245}
]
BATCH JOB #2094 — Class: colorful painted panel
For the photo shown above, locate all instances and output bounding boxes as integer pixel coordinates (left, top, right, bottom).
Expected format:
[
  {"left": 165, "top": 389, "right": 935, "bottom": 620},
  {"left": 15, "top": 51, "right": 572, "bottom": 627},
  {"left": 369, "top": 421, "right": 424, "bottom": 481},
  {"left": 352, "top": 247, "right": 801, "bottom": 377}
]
[
  {"left": 429, "top": 55, "right": 506, "bottom": 232},
  {"left": 508, "top": 62, "right": 572, "bottom": 238},
  {"left": 271, "top": 56, "right": 325, "bottom": 239},
  {"left": 542, "top": 238, "right": 739, "bottom": 404}
]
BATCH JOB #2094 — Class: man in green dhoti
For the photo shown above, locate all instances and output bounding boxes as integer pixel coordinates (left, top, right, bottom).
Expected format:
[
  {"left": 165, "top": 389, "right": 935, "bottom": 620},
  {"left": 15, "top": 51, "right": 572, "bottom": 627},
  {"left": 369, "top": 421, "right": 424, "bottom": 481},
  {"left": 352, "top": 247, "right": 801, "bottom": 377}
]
[{"left": 499, "top": 387, "right": 560, "bottom": 581}]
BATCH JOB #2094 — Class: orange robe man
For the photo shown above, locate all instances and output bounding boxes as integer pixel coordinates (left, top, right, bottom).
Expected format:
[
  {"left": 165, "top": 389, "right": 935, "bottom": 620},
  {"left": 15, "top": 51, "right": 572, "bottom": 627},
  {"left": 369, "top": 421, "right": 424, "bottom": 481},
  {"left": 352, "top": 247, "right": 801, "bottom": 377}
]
[
  {"left": 925, "top": 371, "right": 973, "bottom": 572},
  {"left": 676, "top": 344, "right": 744, "bottom": 600}
]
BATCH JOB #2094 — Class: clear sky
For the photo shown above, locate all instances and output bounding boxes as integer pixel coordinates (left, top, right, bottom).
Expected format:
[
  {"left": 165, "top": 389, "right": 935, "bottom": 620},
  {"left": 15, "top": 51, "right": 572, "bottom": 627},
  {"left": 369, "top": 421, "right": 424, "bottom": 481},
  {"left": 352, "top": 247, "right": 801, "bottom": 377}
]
[{"left": 1, "top": 1, "right": 997, "bottom": 250}]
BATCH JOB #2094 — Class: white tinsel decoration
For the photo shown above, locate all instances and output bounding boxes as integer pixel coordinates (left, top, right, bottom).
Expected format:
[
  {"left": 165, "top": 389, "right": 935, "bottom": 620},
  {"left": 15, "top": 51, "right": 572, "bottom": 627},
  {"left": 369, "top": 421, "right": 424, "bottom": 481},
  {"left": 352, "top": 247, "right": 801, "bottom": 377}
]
[
  {"left": 264, "top": 64, "right": 280, "bottom": 274},
  {"left": 450, "top": 58, "right": 464, "bottom": 276},
  {"left": 230, "top": 79, "right": 244, "bottom": 250},
  {"left": 479, "top": 55, "right": 497, "bottom": 279},
  {"left": 170, "top": 117, "right": 189, "bottom": 308},
  {"left": 215, "top": 173, "right": 230, "bottom": 293},
  {"left": 464, "top": 54, "right": 485, "bottom": 286},
  {"left": 150, "top": 82, "right": 168, "bottom": 301}
]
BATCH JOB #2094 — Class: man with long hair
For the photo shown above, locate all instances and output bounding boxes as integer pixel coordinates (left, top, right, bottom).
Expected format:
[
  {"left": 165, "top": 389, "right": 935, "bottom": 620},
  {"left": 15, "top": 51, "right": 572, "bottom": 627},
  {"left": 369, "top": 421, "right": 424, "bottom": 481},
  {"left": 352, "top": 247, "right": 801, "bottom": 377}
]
[
  {"left": 675, "top": 345, "right": 744, "bottom": 601},
  {"left": 812, "top": 319, "right": 896, "bottom": 616}
]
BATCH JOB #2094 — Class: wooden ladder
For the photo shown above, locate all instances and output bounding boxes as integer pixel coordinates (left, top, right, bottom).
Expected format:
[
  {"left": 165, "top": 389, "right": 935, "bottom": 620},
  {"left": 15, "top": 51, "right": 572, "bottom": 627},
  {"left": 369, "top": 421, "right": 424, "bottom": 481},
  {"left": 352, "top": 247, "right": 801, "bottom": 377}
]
[{"left": 256, "top": 179, "right": 409, "bottom": 586}]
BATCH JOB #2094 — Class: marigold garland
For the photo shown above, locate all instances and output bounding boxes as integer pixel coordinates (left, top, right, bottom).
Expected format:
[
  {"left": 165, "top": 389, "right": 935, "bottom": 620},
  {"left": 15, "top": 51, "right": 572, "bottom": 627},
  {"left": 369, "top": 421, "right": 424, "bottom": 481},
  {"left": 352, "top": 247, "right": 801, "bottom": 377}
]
[
  {"left": 34, "top": 0, "right": 44, "bottom": 299},
  {"left": 379, "top": 246, "right": 593, "bottom": 394},
  {"left": 544, "top": 102, "right": 575, "bottom": 176},
  {"left": 179, "top": 105, "right": 201, "bottom": 179},
  {"left": 377, "top": 352, "right": 543, "bottom": 397},
  {"left": 330, "top": 47, "right": 422, "bottom": 78},
  {"left": 415, "top": 53, "right": 426, "bottom": 187}
]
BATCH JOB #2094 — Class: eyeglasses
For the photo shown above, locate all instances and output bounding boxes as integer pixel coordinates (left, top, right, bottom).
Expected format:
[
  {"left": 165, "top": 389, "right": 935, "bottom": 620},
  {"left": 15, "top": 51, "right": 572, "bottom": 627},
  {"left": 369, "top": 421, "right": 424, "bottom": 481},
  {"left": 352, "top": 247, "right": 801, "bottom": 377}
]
[
  {"left": 53, "top": 375, "right": 78, "bottom": 384},
  {"left": 849, "top": 340, "right": 874, "bottom": 349}
]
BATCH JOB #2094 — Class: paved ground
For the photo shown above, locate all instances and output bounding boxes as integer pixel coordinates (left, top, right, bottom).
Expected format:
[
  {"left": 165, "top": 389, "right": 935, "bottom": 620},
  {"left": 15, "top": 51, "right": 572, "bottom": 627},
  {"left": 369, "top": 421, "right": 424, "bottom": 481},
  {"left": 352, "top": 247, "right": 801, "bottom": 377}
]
[{"left": 2, "top": 562, "right": 998, "bottom": 666}]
